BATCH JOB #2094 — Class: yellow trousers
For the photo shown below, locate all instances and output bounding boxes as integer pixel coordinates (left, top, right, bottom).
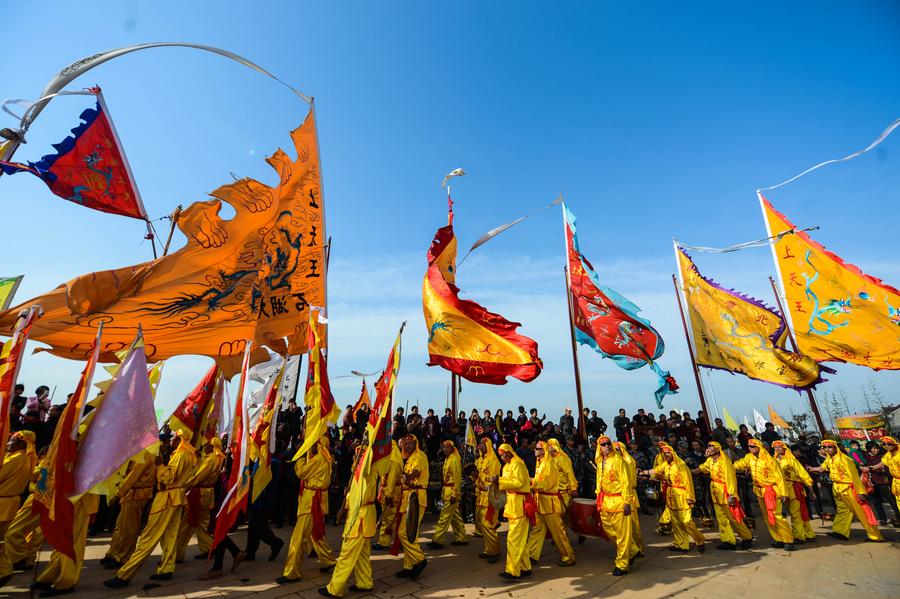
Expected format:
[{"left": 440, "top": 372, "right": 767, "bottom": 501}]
[
  {"left": 712, "top": 503, "right": 752, "bottom": 544},
  {"left": 630, "top": 503, "right": 644, "bottom": 553},
  {"left": 600, "top": 511, "right": 637, "bottom": 571},
  {"left": 504, "top": 516, "right": 530, "bottom": 577},
  {"left": 786, "top": 498, "right": 815, "bottom": 541},
  {"left": 432, "top": 500, "right": 466, "bottom": 544},
  {"left": 325, "top": 534, "right": 373, "bottom": 597},
  {"left": 116, "top": 505, "right": 183, "bottom": 580},
  {"left": 527, "top": 512, "right": 575, "bottom": 564},
  {"left": 105, "top": 499, "right": 148, "bottom": 563},
  {"left": 0, "top": 521, "right": 10, "bottom": 580},
  {"left": 670, "top": 507, "right": 705, "bottom": 550},
  {"left": 376, "top": 501, "right": 398, "bottom": 546},
  {"left": 282, "top": 512, "right": 336, "bottom": 580},
  {"left": 832, "top": 491, "right": 883, "bottom": 541},
  {"left": 658, "top": 506, "right": 671, "bottom": 525},
  {"left": 34, "top": 503, "right": 90, "bottom": 590},
  {"left": 5, "top": 495, "right": 42, "bottom": 567},
  {"left": 476, "top": 506, "right": 499, "bottom": 556},
  {"left": 397, "top": 505, "right": 426, "bottom": 570},
  {"left": 756, "top": 496, "right": 793, "bottom": 544},
  {"left": 174, "top": 507, "right": 211, "bottom": 561}
]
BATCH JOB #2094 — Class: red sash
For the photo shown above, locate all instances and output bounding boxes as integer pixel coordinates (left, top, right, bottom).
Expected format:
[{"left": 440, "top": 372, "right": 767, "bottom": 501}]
[
  {"left": 389, "top": 505, "right": 404, "bottom": 556},
  {"left": 792, "top": 481, "right": 810, "bottom": 522},
  {"left": 856, "top": 494, "right": 878, "bottom": 526},
  {"left": 186, "top": 488, "right": 201, "bottom": 528},
  {"left": 760, "top": 484, "right": 777, "bottom": 527}
]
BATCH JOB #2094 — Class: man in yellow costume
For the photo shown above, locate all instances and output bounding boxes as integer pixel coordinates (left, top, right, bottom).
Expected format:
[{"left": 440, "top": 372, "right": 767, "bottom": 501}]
[
  {"left": 772, "top": 440, "right": 816, "bottom": 543},
  {"left": 175, "top": 437, "right": 225, "bottom": 562},
  {"left": 4, "top": 449, "right": 45, "bottom": 575},
  {"left": 733, "top": 439, "right": 794, "bottom": 550},
  {"left": 0, "top": 431, "right": 36, "bottom": 587},
  {"left": 614, "top": 441, "right": 644, "bottom": 556},
  {"left": 31, "top": 492, "right": 100, "bottom": 596},
  {"left": 101, "top": 452, "right": 157, "bottom": 569},
  {"left": 372, "top": 440, "right": 402, "bottom": 551},
  {"left": 527, "top": 440, "right": 575, "bottom": 567},
  {"left": 696, "top": 441, "right": 753, "bottom": 550},
  {"left": 491, "top": 443, "right": 531, "bottom": 582},
  {"left": 428, "top": 440, "right": 468, "bottom": 549},
  {"left": 547, "top": 438, "right": 578, "bottom": 510},
  {"left": 394, "top": 434, "right": 429, "bottom": 579},
  {"left": 474, "top": 437, "right": 501, "bottom": 563},
  {"left": 596, "top": 435, "right": 638, "bottom": 576},
  {"left": 104, "top": 430, "right": 199, "bottom": 587},
  {"left": 808, "top": 439, "right": 883, "bottom": 542},
  {"left": 319, "top": 444, "right": 378, "bottom": 598},
  {"left": 278, "top": 436, "right": 337, "bottom": 583},
  {"left": 645, "top": 442, "right": 706, "bottom": 554},
  {"left": 862, "top": 436, "right": 900, "bottom": 520}
]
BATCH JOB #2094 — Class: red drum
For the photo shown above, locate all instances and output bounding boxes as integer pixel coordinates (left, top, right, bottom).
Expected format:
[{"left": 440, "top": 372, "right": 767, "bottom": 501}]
[{"left": 567, "top": 498, "right": 609, "bottom": 540}]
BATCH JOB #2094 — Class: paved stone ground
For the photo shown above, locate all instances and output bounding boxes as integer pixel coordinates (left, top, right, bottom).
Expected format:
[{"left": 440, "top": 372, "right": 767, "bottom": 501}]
[{"left": 3, "top": 512, "right": 898, "bottom": 598}]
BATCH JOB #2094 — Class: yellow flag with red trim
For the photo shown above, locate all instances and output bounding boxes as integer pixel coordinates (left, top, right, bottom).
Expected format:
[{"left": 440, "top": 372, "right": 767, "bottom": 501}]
[
  {"left": 760, "top": 193, "right": 900, "bottom": 370},
  {"left": 293, "top": 311, "right": 340, "bottom": 460}
]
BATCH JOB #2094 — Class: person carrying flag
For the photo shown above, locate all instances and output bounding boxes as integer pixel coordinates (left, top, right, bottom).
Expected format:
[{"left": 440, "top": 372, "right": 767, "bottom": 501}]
[
  {"left": 772, "top": 440, "right": 816, "bottom": 543},
  {"left": 474, "top": 437, "right": 501, "bottom": 563},
  {"left": 527, "top": 440, "right": 575, "bottom": 567},
  {"left": 394, "top": 434, "right": 429, "bottom": 579},
  {"left": 695, "top": 441, "right": 753, "bottom": 550},
  {"left": 733, "top": 439, "right": 794, "bottom": 550},
  {"left": 101, "top": 452, "right": 157, "bottom": 569},
  {"left": 428, "top": 440, "right": 468, "bottom": 549},
  {"left": 491, "top": 443, "right": 531, "bottom": 582},
  {"left": 372, "top": 441, "right": 402, "bottom": 551},
  {"left": 175, "top": 437, "right": 225, "bottom": 562}
]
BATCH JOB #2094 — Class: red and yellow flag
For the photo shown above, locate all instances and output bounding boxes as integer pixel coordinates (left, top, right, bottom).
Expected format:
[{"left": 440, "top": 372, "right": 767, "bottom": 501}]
[
  {"left": 0, "top": 305, "right": 40, "bottom": 461},
  {"left": 250, "top": 361, "right": 285, "bottom": 500},
  {"left": 169, "top": 364, "right": 223, "bottom": 446},
  {"left": 293, "top": 312, "right": 340, "bottom": 460},
  {"left": 351, "top": 380, "right": 370, "bottom": 423},
  {"left": 423, "top": 209, "right": 542, "bottom": 384},
  {"left": 761, "top": 193, "right": 900, "bottom": 370},
  {"left": 33, "top": 323, "right": 103, "bottom": 560}
]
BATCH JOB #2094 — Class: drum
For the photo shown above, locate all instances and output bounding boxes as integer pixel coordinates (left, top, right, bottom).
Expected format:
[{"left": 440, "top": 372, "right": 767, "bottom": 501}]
[
  {"left": 567, "top": 498, "right": 609, "bottom": 540},
  {"left": 405, "top": 492, "right": 420, "bottom": 543}
]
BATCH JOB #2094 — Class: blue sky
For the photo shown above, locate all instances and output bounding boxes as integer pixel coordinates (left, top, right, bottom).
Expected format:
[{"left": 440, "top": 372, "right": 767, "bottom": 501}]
[{"left": 3, "top": 1, "right": 899, "bottom": 427}]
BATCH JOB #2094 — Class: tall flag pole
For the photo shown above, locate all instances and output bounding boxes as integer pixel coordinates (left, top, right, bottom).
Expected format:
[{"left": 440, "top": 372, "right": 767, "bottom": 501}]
[
  {"left": 671, "top": 273, "right": 711, "bottom": 427},
  {"left": 563, "top": 266, "right": 586, "bottom": 439},
  {"left": 767, "top": 276, "right": 828, "bottom": 436}
]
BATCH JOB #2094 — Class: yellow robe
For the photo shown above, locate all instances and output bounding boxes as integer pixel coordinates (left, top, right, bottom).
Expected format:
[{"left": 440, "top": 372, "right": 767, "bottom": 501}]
[
  {"left": 326, "top": 462, "right": 378, "bottom": 597},
  {"left": 498, "top": 456, "right": 531, "bottom": 577},
  {"left": 733, "top": 451, "right": 794, "bottom": 544},
  {"left": 376, "top": 450, "right": 402, "bottom": 547},
  {"left": 527, "top": 456, "right": 575, "bottom": 565},
  {"left": 596, "top": 452, "right": 638, "bottom": 569},
  {"left": 34, "top": 494, "right": 99, "bottom": 590},
  {"left": 822, "top": 452, "right": 882, "bottom": 541},
  {"left": 617, "top": 446, "right": 645, "bottom": 553},
  {"left": 776, "top": 452, "right": 816, "bottom": 541},
  {"left": 475, "top": 447, "right": 501, "bottom": 557},
  {"left": 0, "top": 448, "right": 32, "bottom": 579},
  {"left": 432, "top": 449, "right": 466, "bottom": 544},
  {"left": 282, "top": 450, "right": 336, "bottom": 580},
  {"left": 397, "top": 446, "right": 429, "bottom": 570},
  {"left": 550, "top": 441, "right": 578, "bottom": 509},
  {"left": 879, "top": 450, "right": 900, "bottom": 501},
  {"left": 654, "top": 458, "right": 706, "bottom": 550},
  {"left": 175, "top": 449, "right": 223, "bottom": 560},
  {"left": 698, "top": 455, "right": 752, "bottom": 544},
  {"left": 106, "top": 458, "right": 157, "bottom": 563}
]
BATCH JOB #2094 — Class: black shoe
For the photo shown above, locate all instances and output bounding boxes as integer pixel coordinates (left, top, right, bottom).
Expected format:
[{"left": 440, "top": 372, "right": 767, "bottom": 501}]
[
  {"left": 793, "top": 539, "right": 805, "bottom": 545},
  {"left": 697, "top": 544, "right": 705, "bottom": 553},
  {"left": 427, "top": 541, "right": 444, "bottom": 550},
  {"left": 668, "top": 545, "right": 689, "bottom": 553},
  {"left": 499, "top": 572, "right": 520, "bottom": 582},
  {"left": 103, "top": 560, "right": 122, "bottom": 570},
  {"left": 409, "top": 559, "right": 428, "bottom": 579},
  {"left": 629, "top": 556, "right": 637, "bottom": 566},
  {"left": 784, "top": 544, "right": 795, "bottom": 551},
  {"left": 806, "top": 536, "right": 817, "bottom": 543},
  {"left": 318, "top": 589, "right": 337, "bottom": 598},
  {"left": 276, "top": 576, "right": 300, "bottom": 584},
  {"left": 478, "top": 552, "right": 489, "bottom": 559},
  {"left": 371, "top": 543, "right": 388, "bottom": 551},
  {"left": 451, "top": 540, "right": 469, "bottom": 546},
  {"left": 269, "top": 538, "right": 285, "bottom": 561},
  {"left": 577, "top": 535, "right": 586, "bottom": 545},
  {"left": 612, "top": 567, "right": 628, "bottom": 576},
  {"left": 559, "top": 559, "right": 576, "bottom": 567},
  {"left": 739, "top": 539, "right": 753, "bottom": 550},
  {"left": 102, "top": 578, "right": 129, "bottom": 589},
  {"left": 309, "top": 549, "right": 317, "bottom": 558},
  {"left": 40, "top": 588, "right": 74, "bottom": 597},
  {"left": 770, "top": 542, "right": 785, "bottom": 548},
  {"left": 319, "top": 563, "right": 336, "bottom": 573},
  {"left": 487, "top": 554, "right": 500, "bottom": 563},
  {"left": 99, "top": 557, "right": 116, "bottom": 566},
  {"left": 149, "top": 572, "right": 173, "bottom": 581},
  {"left": 0, "top": 575, "right": 10, "bottom": 588},
  {"left": 827, "top": 531, "right": 849, "bottom": 541},
  {"left": 716, "top": 542, "right": 737, "bottom": 550},
  {"left": 349, "top": 585, "right": 373, "bottom": 592},
  {"left": 520, "top": 569, "right": 532, "bottom": 577}
]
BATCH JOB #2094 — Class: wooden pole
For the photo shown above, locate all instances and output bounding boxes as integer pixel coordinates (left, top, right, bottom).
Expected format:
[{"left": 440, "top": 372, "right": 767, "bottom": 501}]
[
  {"left": 671, "top": 274, "right": 711, "bottom": 430},
  {"left": 564, "top": 267, "right": 586, "bottom": 439},
  {"left": 767, "top": 276, "right": 828, "bottom": 436},
  {"left": 162, "top": 205, "right": 183, "bottom": 256},
  {"left": 451, "top": 373, "right": 458, "bottom": 418}
]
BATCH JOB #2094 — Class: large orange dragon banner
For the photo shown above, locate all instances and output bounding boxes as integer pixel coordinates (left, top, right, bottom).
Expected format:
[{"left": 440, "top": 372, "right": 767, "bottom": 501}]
[
  {"left": 760, "top": 193, "right": 900, "bottom": 370},
  {"left": 0, "top": 110, "right": 326, "bottom": 372}
]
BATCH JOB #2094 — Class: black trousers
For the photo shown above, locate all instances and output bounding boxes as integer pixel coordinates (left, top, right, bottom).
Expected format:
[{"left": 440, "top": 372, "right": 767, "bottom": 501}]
[
  {"left": 246, "top": 508, "right": 281, "bottom": 556},
  {"left": 212, "top": 536, "right": 241, "bottom": 571},
  {"left": 869, "top": 484, "right": 899, "bottom": 522}
]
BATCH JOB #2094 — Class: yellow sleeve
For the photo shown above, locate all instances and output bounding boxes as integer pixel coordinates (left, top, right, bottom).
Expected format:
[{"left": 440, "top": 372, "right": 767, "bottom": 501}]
[
  {"left": 619, "top": 458, "right": 635, "bottom": 504},
  {"left": 846, "top": 457, "right": 867, "bottom": 495},
  {"left": 772, "top": 461, "right": 788, "bottom": 497},
  {"left": 117, "top": 460, "right": 144, "bottom": 497},
  {"left": 732, "top": 455, "right": 749, "bottom": 472},
  {"left": 794, "top": 458, "right": 813, "bottom": 487},
  {"left": 680, "top": 463, "right": 696, "bottom": 502},
  {"left": 698, "top": 458, "right": 712, "bottom": 474},
  {"left": 185, "top": 454, "right": 216, "bottom": 488},
  {"left": 449, "top": 454, "right": 462, "bottom": 490},
  {"left": 725, "top": 462, "right": 740, "bottom": 498}
]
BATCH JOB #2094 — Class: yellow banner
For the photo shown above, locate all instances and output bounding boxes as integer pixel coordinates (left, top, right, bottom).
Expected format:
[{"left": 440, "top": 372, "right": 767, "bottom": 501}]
[
  {"left": 0, "top": 276, "right": 23, "bottom": 311},
  {"left": 676, "top": 246, "right": 821, "bottom": 389},
  {"left": 761, "top": 194, "right": 900, "bottom": 370}
]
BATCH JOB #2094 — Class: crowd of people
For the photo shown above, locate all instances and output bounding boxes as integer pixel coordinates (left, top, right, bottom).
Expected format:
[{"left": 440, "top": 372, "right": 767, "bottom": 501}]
[{"left": 2, "top": 385, "right": 899, "bottom": 597}]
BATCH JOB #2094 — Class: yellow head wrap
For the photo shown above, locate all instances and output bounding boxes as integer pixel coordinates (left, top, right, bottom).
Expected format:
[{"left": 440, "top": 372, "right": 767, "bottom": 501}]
[
  {"left": 547, "top": 438, "right": 563, "bottom": 454},
  {"left": 498, "top": 443, "right": 515, "bottom": 455},
  {"left": 879, "top": 436, "right": 897, "bottom": 446},
  {"left": 11, "top": 430, "right": 37, "bottom": 466},
  {"left": 707, "top": 441, "right": 722, "bottom": 450}
]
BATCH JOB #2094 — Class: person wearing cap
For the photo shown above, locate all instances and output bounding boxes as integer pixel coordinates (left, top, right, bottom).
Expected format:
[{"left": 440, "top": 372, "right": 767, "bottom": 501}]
[
  {"left": 808, "top": 439, "right": 883, "bottom": 542},
  {"left": 474, "top": 437, "right": 501, "bottom": 562},
  {"left": 491, "top": 443, "right": 531, "bottom": 581},
  {"left": 547, "top": 438, "right": 578, "bottom": 511},
  {"left": 277, "top": 436, "right": 337, "bottom": 584},
  {"left": 104, "top": 429, "right": 199, "bottom": 587},
  {"left": 527, "top": 440, "right": 575, "bottom": 567},
  {"left": 373, "top": 440, "right": 403, "bottom": 550},
  {"left": 319, "top": 444, "right": 378, "bottom": 597},
  {"left": 175, "top": 436, "right": 226, "bottom": 562},
  {"left": 645, "top": 441, "right": 706, "bottom": 554},
  {"left": 597, "top": 435, "right": 639, "bottom": 575},
  {"left": 695, "top": 441, "right": 753, "bottom": 550},
  {"left": 428, "top": 440, "right": 468, "bottom": 549},
  {"left": 862, "top": 436, "right": 900, "bottom": 519},
  {"left": 733, "top": 439, "right": 794, "bottom": 550},
  {"left": 772, "top": 440, "right": 816, "bottom": 543},
  {"left": 614, "top": 441, "right": 644, "bottom": 555},
  {"left": 101, "top": 452, "right": 158, "bottom": 569},
  {"left": 395, "top": 434, "right": 429, "bottom": 579},
  {"left": 0, "top": 430, "right": 36, "bottom": 586}
]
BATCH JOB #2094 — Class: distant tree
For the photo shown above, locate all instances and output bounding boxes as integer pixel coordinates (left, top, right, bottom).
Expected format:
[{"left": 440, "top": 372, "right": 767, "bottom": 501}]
[{"left": 790, "top": 412, "right": 811, "bottom": 436}]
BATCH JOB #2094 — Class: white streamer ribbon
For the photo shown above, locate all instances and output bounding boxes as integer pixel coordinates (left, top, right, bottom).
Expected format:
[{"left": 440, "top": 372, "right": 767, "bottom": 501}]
[
  {"left": 458, "top": 195, "right": 562, "bottom": 266},
  {"left": 675, "top": 225, "right": 819, "bottom": 254}
]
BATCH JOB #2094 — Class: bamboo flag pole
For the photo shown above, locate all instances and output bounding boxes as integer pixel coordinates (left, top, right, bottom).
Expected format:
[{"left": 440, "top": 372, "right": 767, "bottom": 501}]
[
  {"left": 564, "top": 267, "right": 587, "bottom": 440},
  {"left": 767, "top": 276, "right": 828, "bottom": 436},
  {"left": 671, "top": 273, "right": 711, "bottom": 427}
]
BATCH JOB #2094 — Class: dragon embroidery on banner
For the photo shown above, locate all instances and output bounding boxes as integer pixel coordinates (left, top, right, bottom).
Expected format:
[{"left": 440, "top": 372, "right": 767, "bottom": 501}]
[{"left": 802, "top": 250, "right": 851, "bottom": 336}]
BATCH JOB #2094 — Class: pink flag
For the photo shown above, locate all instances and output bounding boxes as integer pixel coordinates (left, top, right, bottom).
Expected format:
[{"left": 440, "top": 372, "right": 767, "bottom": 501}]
[{"left": 72, "top": 330, "right": 158, "bottom": 496}]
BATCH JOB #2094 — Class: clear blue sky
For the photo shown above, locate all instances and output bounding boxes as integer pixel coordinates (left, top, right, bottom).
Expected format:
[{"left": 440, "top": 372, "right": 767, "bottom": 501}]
[{"left": 3, "top": 1, "right": 899, "bottom": 427}]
